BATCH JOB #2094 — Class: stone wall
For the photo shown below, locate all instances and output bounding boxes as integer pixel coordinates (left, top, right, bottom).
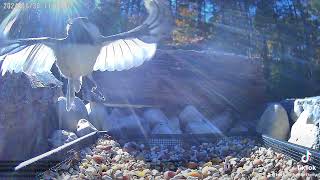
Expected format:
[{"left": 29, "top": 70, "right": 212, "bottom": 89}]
[{"left": 0, "top": 72, "right": 62, "bottom": 160}]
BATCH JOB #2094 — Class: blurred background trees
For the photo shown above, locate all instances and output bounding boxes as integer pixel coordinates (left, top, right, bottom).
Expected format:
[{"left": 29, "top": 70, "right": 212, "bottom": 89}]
[{"left": 0, "top": 0, "right": 319, "bottom": 101}]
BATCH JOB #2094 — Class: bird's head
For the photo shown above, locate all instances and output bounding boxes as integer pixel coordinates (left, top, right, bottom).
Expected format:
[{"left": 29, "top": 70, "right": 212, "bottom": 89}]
[{"left": 66, "top": 17, "right": 101, "bottom": 44}]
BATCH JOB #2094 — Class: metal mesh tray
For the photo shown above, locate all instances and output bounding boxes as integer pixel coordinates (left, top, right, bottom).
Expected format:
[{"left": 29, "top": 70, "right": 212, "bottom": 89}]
[
  {"left": 262, "top": 135, "right": 320, "bottom": 171},
  {"left": 35, "top": 132, "right": 260, "bottom": 178},
  {"left": 113, "top": 132, "right": 259, "bottom": 148},
  {"left": 3, "top": 131, "right": 320, "bottom": 178}
]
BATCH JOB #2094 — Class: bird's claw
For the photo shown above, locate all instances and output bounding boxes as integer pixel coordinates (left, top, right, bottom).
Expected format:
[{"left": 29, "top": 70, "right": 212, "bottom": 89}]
[{"left": 91, "top": 87, "right": 105, "bottom": 102}]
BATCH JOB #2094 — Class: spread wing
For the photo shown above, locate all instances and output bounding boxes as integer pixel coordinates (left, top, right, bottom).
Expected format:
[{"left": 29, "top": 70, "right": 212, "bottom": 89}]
[
  {"left": 0, "top": 38, "right": 58, "bottom": 75},
  {"left": 0, "top": 5, "right": 59, "bottom": 76},
  {"left": 93, "top": 0, "right": 173, "bottom": 72}
]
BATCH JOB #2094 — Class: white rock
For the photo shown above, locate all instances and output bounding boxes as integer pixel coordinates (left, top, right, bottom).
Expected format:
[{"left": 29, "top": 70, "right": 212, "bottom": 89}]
[
  {"left": 211, "top": 111, "right": 234, "bottom": 133},
  {"left": 180, "top": 106, "right": 221, "bottom": 134},
  {"left": 151, "top": 123, "right": 173, "bottom": 134},
  {"left": 184, "top": 122, "right": 221, "bottom": 134},
  {"left": 168, "top": 117, "right": 183, "bottom": 134},
  {"left": 179, "top": 105, "right": 205, "bottom": 127},
  {"left": 117, "top": 114, "right": 150, "bottom": 137},
  {"left": 114, "top": 170, "right": 123, "bottom": 179},
  {"left": 202, "top": 166, "right": 218, "bottom": 177},
  {"left": 310, "top": 105, "right": 320, "bottom": 124},
  {"left": 85, "top": 166, "right": 97, "bottom": 176},
  {"left": 290, "top": 96, "right": 320, "bottom": 124},
  {"left": 101, "top": 108, "right": 123, "bottom": 132},
  {"left": 143, "top": 108, "right": 168, "bottom": 129},
  {"left": 256, "top": 103, "right": 290, "bottom": 140},
  {"left": 144, "top": 109, "right": 183, "bottom": 134},
  {"left": 290, "top": 100, "right": 304, "bottom": 123},
  {"left": 288, "top": 110, "right": 318, "bottom": 148},
  {"left": 76, "top": 119, "right": 98, "bottom": 137},
  {"left": 243, "top": 165, "right": 253, "bottom": 175},
  {"left": 48, "top": 130, "right": 78, "bottom": 148},
  {"left": 86, "top": 102, "right": 108, "bottom": 130},
  {"left": 151, "top": 169, "right": 159, "bottom": 176},
  {"left": 56, "top": 97, "right": 88, "bottom": 132}
]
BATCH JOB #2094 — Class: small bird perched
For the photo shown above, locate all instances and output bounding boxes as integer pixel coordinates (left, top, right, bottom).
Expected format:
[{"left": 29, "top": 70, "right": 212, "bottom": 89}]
[{"left": 0, "top": 0, "right": 172, "bottom": 111}]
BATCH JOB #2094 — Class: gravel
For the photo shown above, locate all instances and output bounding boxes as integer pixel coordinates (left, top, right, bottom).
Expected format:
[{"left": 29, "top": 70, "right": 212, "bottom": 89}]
[{"left": 40, "top": 136, "right": 318, "bottom": 180}]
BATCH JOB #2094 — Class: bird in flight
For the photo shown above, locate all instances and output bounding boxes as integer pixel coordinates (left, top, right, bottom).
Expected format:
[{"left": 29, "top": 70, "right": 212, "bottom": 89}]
[{"left": 0, "top": 0, "right": 172, "bottom": 111}]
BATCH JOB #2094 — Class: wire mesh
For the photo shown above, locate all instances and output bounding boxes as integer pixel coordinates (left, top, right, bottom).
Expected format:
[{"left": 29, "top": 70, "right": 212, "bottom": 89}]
[
  {"left": 4, "top": 132, "right": 320, "bottom": 178},
  {"left": 262, "top": 135, "right": 320, "bottom": 173}
]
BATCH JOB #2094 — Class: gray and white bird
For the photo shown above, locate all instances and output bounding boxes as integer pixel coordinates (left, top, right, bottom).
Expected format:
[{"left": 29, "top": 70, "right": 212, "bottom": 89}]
[{"left": 0, "top": 0, "right": 172, "bottom": 111}]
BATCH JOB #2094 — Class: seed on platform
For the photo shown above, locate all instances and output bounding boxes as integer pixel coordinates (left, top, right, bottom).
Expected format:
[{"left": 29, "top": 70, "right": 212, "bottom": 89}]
[
  {"left": 97, "top": 145, "right": 112, "bottom": 151},
  {"left": 164, "top": 171, "right": 176, "bottom": 180},
  {"left": 92, "top": 155, "right": 105, "bottom": 164},
  {"left": 187, "top": 162, "right": 198, "bottom": 169},
  {"left": 187, "top": 171, "right": 202, "bottom": 178}
]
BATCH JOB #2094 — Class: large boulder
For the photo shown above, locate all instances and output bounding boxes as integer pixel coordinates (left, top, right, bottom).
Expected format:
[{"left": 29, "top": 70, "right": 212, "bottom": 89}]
[
  {"left": 256, "top": 103, "right": 290, "bottom": 140},
  {"left": 279, "top": 99, "right": 294, "bottom": 111},
  {"left": 143, "top": 108, "right": 180, "bottom": 134},
  {"left": 0, "top": 72, "right": 62, "bottom": 160},
  {"left": 76, "top": 119, "right": 98, "bottom": 137},
  {"left": 288, "top": 110, "right": 319, "bottom": 149},
  {"left": 168, "top": 117, "right": 182, "bottom": 134},
  {"left": 48, "top": 130, "right": 78, "bottom": 149},
  {"left": 290, "top": 96, "right": 320, "bottom": 124},
  {"left": 151, "top": 122, "right": 173, "bottom": 134},
  {"left": 179, "top": 105, "right": 205, "bottom": 128},
  {"left": 143, "top": 108, "right": 168, "bottom": 129},
  {"left": 179, "top": 105, "right": 221, "bottom": 134},
  {"left": 56, "top": 96, "right": 88, "bottom": 132},
  {"left": 116, "top": 114, "right": 150, "bottom": 138},
  {"left": 291, "top": 99, "right": 306, "bottom": 123},
  {"left": 86, "top": 102, "right": 108, "bottom": 130},
  {"left": 93, "top": 49, "right": 266, "bottom": 117},
  {"left": 101, "top": 108, "right": 124, "bottom": 132},
  {"left": 210, "top": 111, "right": 234, "bottom": 133}
]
